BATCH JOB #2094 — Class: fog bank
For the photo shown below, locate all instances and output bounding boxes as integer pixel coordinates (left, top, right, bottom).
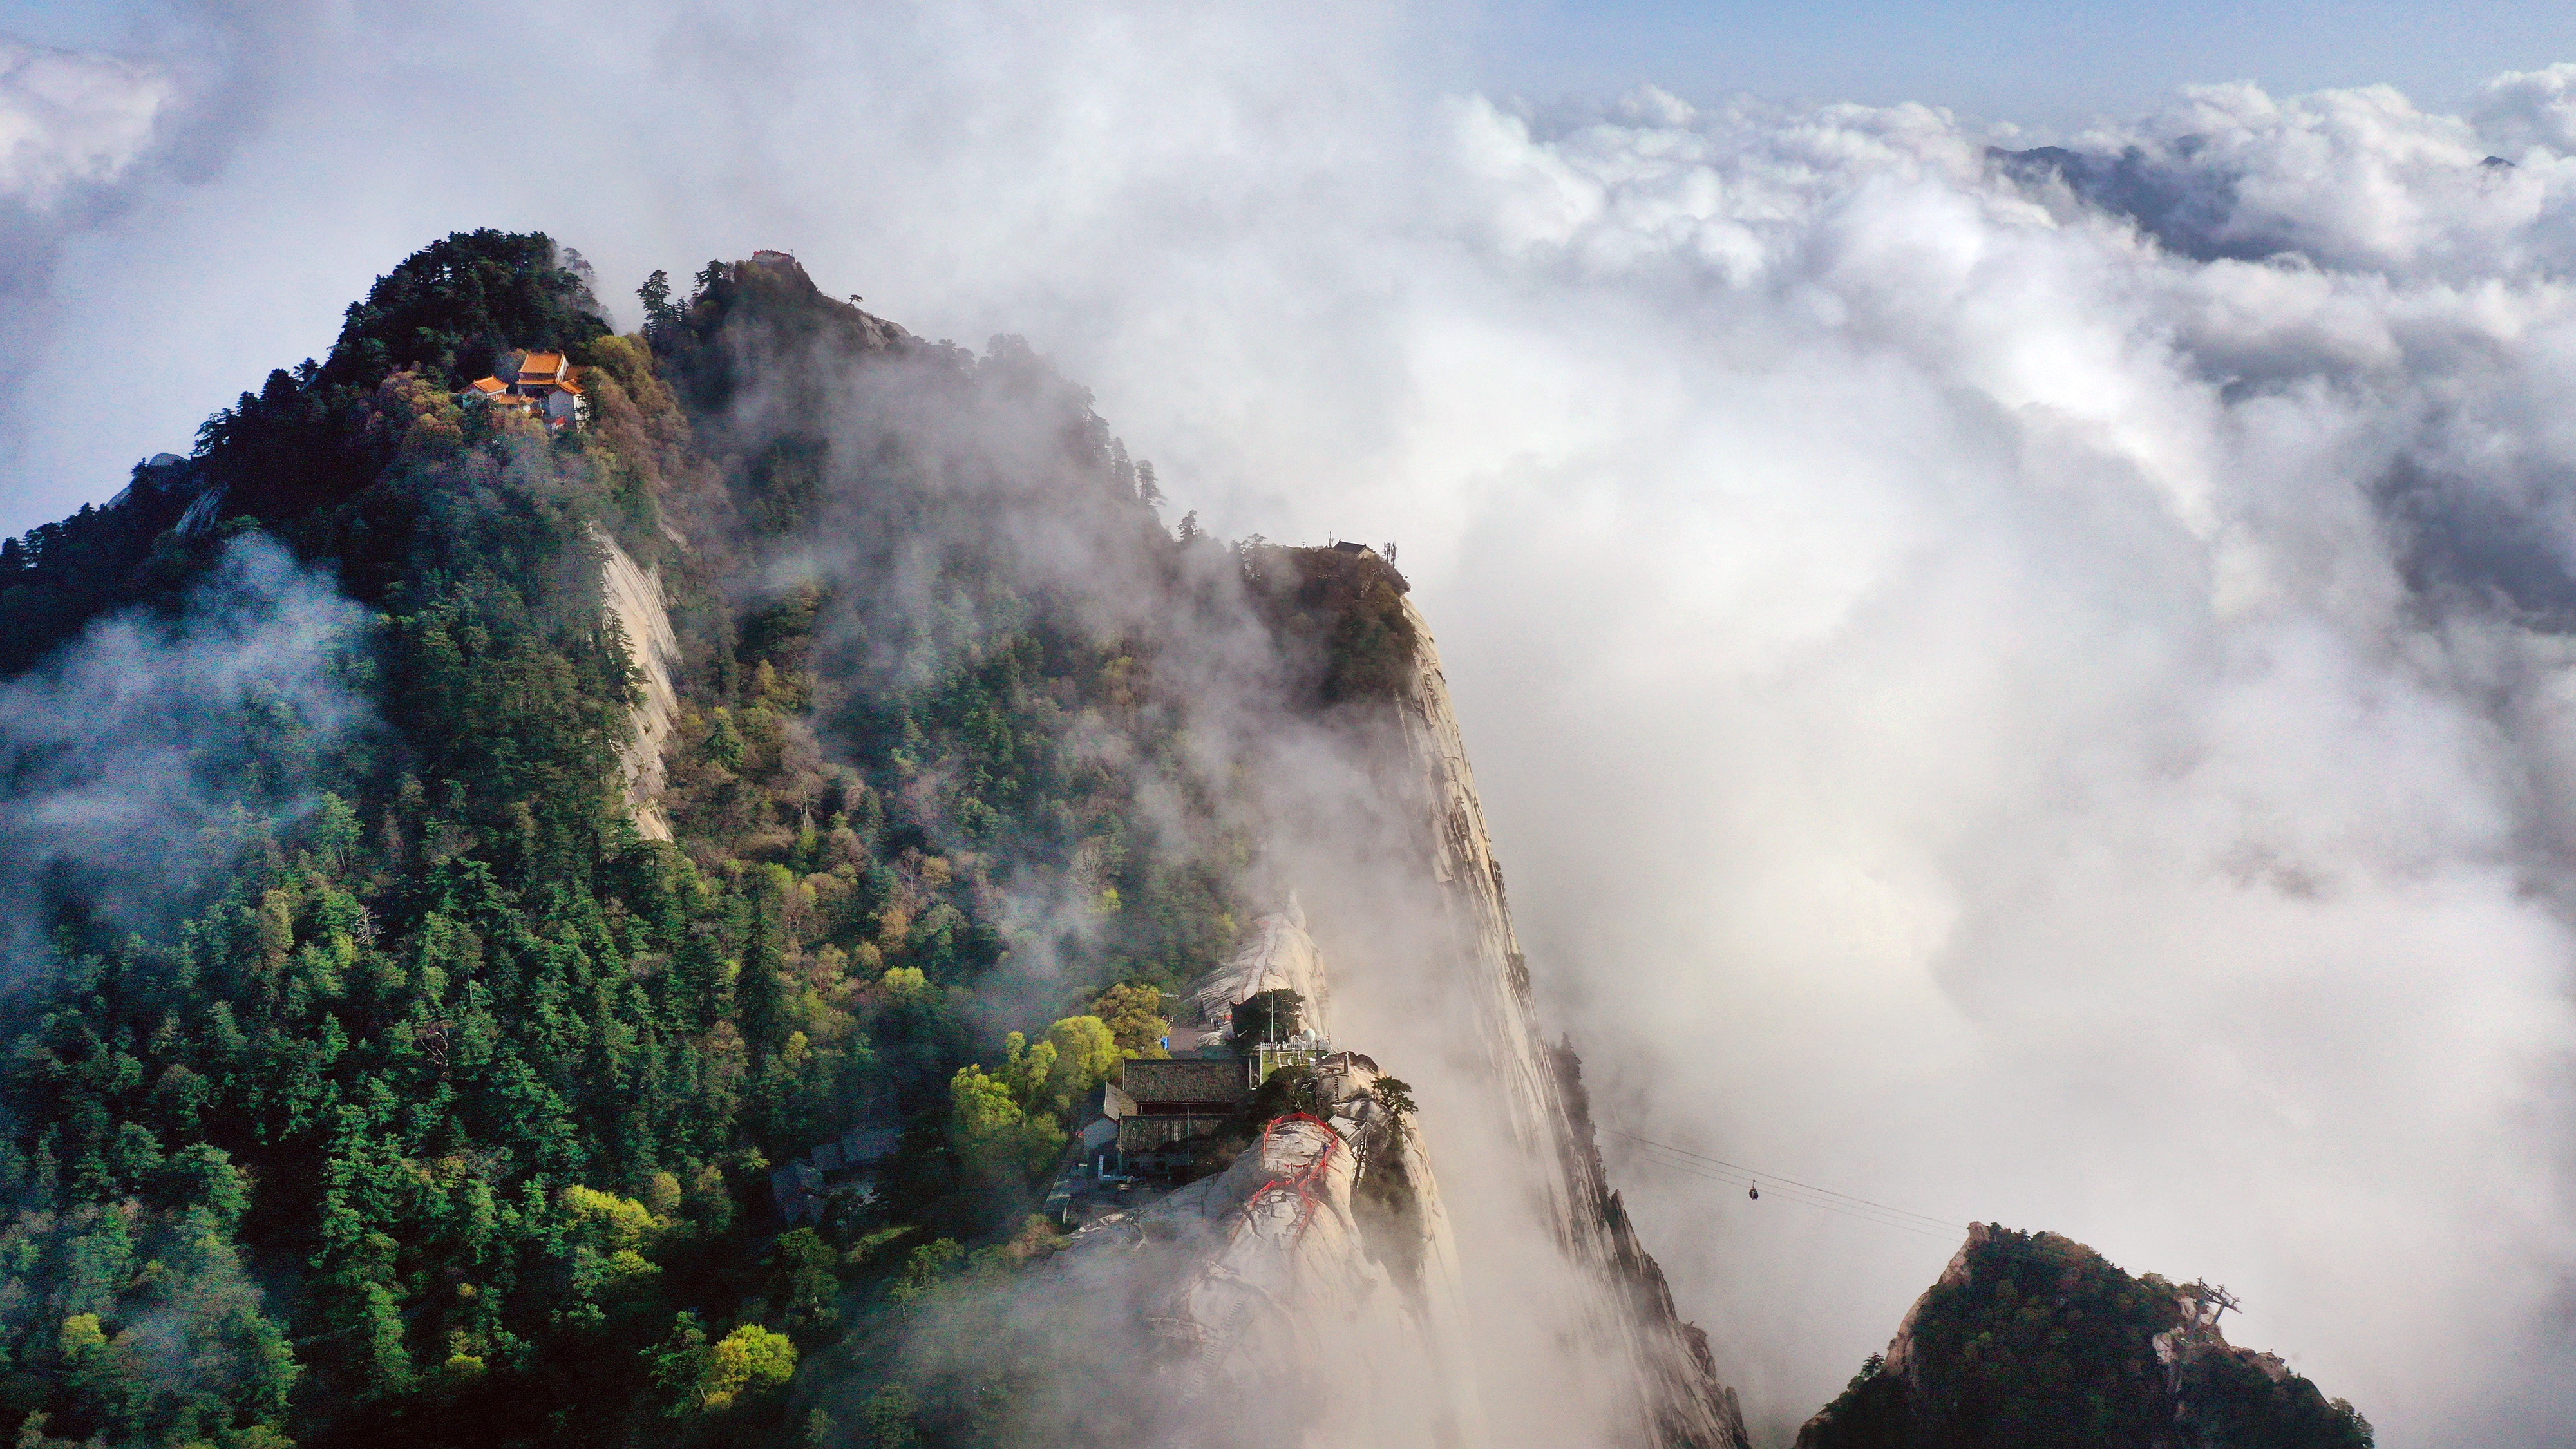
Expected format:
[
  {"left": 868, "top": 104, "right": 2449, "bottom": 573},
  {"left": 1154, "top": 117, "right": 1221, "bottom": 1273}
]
[{"left": 0, "top": 536, "right": 372, "bottom": 964}]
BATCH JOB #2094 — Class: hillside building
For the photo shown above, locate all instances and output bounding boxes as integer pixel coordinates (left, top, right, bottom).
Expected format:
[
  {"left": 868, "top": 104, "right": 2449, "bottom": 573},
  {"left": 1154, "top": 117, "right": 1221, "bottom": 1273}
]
[
  {"left": 768, "top": 1122, "right": 904, "bottom": 1226},
  {"left": 459, "top": 350, "right": 588, "bottom": 430},
  {"left": 1115, "top": 1057, "right": 1251, "bottom": 1166}
]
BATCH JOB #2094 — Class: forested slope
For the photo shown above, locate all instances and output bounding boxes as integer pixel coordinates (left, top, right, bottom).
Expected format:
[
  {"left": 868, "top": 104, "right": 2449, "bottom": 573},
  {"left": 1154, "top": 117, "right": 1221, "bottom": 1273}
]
[
  {"left": 1798, "top": 1225, "right": 2373, "bottom": 1449},
  {"left": 0, "top": 235, "right": 1309, "bottom": 1448}
]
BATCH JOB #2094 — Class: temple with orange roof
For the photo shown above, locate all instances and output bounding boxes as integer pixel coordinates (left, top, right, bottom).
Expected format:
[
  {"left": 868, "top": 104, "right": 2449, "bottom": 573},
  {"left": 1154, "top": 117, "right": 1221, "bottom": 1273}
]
[{"left": 457, "top": 350, "right": 587, "bottom": 430}]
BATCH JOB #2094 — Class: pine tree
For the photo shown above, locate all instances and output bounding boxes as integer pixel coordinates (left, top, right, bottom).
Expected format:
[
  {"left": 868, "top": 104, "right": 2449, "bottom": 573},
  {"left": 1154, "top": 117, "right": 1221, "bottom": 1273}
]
[{"left": 737, "top": 874, "right": 791, "bottom": 1062}]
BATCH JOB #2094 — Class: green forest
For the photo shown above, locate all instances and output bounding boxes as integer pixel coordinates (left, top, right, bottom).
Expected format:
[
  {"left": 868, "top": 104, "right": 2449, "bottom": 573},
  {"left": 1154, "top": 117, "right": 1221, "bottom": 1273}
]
[{"left": 0, "top": 232, "right": 1414, "bottom": 1448}]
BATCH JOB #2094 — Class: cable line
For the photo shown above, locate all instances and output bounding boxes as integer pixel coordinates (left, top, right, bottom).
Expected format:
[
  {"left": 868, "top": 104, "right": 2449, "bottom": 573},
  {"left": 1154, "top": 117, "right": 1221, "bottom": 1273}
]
[
  {"left": 1608, "top": 1128, "right": 1969, "bottom": 1242},
  {"left": 1618, "top": 1141, "right": 1960, "bottom": 1237},
  {"left": 1618, "top": 1139, "right": 1958, "bottom": 1227},
  {"left": 1622, "top": 1144, "right": 1959, "bottom": 1240},
  {"left": 1611, "top": 1128, "right": 1963, "bottom": 1229}
]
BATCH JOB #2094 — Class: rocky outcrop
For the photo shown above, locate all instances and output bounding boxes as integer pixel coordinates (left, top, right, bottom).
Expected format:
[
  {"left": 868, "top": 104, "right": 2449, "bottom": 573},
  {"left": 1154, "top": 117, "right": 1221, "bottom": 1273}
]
[
  {"left": 1052, "top": 916, "right": 1482, "bottom": 1447},
  {"left": 1394, "top": 598, "right": 1753, "bottom": 1449},
  {"left": 1179, "top": 900, "right": 1332, "bottom": 1037},
  {"left": 591, "top": 526, "right": 679, "bottom": 841},
  {"left": 1039, "top": 578, "right": 1746, "bottom": 1449},
  {"left": 1797, "top": 1223, "right": 2372, "bottom": 1449}
]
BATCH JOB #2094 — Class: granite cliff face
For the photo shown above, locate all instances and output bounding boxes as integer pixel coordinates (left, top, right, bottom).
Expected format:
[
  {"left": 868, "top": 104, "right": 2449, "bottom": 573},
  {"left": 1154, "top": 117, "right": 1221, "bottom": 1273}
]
[
  {"left": 1034, "top": 586, "right": 1750, "bottom": 1449},
  {"left": 578, "top": 251, "right": 1743, "bottom": 1446},
  {"left": 1179, "top": 907, "right": 1334, "bottom": 1044},
  {"left": 591, "top": 524, "right": 680, "bottom": 840},
  {"left": 1394, "top": 600, "right": 1753, "bottom": 1449}
]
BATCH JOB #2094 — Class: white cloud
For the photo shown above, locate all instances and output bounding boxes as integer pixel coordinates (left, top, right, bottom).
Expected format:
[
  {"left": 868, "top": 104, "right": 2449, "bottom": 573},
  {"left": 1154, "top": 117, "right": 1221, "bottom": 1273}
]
[
  {"left": 0, "top": 35, "right": 169, "bottom": 205},
  {"left": 2474, "top": 62, "right": 2576, "bottom": 158},
  {"left": 1401, "top": 80, "right": 2576, "bottom": 1446},
  {"left": 0, "top": 535, "right": 372, "bottom": 962}
]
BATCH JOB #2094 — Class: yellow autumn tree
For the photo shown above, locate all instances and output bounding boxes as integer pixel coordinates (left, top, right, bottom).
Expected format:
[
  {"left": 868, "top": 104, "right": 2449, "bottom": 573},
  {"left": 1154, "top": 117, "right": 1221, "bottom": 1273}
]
[
  {"left": 1086, "top": 983, "right": 1170, "bottom": 1058},
  {"left": 949, "top": 1063, "right": 1064, "bottom": 1182},
  {"left": 700, "top": 1324, "right": 795, "bottom": 1410}
]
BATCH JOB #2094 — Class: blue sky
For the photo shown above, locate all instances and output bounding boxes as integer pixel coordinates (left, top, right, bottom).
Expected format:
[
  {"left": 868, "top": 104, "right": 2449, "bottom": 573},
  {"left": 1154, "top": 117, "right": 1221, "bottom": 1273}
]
[
  {"left": 1468, "top": 0, "right": 2576, "bottom": 124},
  {"left": 12, "top": 0, "right": 2576, "bottom": 126}
]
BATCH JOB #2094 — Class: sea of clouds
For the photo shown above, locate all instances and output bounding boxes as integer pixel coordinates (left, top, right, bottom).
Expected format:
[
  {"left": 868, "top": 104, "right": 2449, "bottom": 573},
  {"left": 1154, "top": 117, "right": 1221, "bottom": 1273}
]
[
  {"left": 1421, "top": 79, "right": 2576, "bottom": 1445},
  {"left": 3, "top": 5, "right": 2575, "bottom": 1443}
]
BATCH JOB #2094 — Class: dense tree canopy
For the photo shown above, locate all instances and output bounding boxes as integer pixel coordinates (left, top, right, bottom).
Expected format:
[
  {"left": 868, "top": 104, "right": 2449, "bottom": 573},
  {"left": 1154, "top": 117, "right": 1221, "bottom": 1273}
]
[
  {"left": 0, "top": 236, "right": 1354, "bottom": 1449},
  {"left": 1800, "top": 1227, "right": 2373, "bottom": 1449},
  {"left": 0, "top": 231, "right": 613, "bottom": 670},
  {"left": 317, "top": 230, "right": 611, "bottom": 393}
]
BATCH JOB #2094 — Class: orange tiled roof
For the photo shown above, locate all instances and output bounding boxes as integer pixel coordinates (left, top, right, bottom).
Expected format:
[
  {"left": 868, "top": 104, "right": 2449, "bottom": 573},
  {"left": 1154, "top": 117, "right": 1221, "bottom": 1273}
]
[
  {"left": 467, "top": 376, "right": 507, "bottom": 395},
  {"left": 518, "top": 351, "right": 565, "bottom": 377}
]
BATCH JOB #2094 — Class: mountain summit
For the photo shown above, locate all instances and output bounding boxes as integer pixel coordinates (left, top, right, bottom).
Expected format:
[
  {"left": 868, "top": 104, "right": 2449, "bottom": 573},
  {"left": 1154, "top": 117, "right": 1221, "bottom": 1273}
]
[
  {"left": 0, "top": 232, "right": 1746, "bottom": 1449},
  {"left": 1799, "top": 1224, "right": 2371, "bottom": 1449}
]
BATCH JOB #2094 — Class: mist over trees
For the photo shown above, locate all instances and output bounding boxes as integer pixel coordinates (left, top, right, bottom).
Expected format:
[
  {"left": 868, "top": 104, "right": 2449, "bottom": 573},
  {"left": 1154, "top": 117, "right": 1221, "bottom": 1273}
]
[{"left": 0, "top": 232, "right": 1392, "bottom": 1448}]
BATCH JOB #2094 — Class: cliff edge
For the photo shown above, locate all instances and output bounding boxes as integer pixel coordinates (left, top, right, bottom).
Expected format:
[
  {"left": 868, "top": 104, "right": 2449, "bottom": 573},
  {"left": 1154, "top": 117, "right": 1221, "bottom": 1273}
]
[
  {"left": 591, "top": 524, "right": 680, "bottom": 840},
  {"left": 1396, "top": 596, "right": 1753, "bottom": 1449}
]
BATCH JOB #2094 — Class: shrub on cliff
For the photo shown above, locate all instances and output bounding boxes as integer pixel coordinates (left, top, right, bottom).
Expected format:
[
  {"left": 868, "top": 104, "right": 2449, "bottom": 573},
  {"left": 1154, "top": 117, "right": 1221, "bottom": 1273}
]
[{"left": 1240, "top": 544, "right": 1418, "bottom": 705}]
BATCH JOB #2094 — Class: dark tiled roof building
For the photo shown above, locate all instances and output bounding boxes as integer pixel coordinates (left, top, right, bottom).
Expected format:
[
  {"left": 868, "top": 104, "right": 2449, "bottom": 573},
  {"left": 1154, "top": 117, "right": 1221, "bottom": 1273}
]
[{"left": 1117, "top": 1057, "right": 1251, "bottom": 1157}]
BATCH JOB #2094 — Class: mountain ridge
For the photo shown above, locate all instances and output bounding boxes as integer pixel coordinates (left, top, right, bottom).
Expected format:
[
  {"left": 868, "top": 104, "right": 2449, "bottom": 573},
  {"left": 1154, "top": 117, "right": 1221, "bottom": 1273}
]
[{"left": 0, "top": 231, "right": 1748, "bottom": 1449}]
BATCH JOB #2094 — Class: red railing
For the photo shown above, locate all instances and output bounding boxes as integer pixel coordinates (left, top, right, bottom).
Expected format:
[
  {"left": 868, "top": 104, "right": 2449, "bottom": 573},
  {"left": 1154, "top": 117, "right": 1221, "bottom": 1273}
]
[{"left": 1236, "top": 1112, "right": 1338, "bottom": 1244}]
